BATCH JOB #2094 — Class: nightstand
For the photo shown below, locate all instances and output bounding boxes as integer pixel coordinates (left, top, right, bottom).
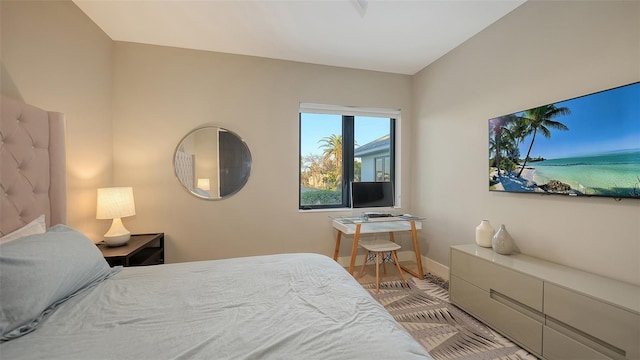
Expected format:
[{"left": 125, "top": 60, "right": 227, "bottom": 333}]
[{"left": 97, "top": 233, "right": 164, "bottom": 267}]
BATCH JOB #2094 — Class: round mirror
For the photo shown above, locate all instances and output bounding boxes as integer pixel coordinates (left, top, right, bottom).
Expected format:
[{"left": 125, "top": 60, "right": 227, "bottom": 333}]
[{"left": 174, "top": 126, "right": 251, "bottom": 200}]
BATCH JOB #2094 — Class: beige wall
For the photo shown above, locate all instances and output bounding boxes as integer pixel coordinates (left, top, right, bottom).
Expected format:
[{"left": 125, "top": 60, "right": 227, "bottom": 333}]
[
  {"left": 0, "top": 0, "right": 114, "bottom": 240},
  {"left": 412, "top": 1, "right": 640, "bottom": 285},
  {"left": 111, "top": 42, "right": 413, "bottom": 263}
]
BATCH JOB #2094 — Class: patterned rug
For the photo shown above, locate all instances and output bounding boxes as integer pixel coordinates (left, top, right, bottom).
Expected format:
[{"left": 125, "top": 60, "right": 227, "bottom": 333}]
[{"left": 362, "top": 277, "right": 536, "bottom": 360}]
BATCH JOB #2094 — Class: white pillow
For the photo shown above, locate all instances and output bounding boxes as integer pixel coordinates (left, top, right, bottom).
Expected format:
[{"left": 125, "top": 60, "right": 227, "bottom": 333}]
[{"left": 0, "top": 215, "right": 46, "bottom": 244}]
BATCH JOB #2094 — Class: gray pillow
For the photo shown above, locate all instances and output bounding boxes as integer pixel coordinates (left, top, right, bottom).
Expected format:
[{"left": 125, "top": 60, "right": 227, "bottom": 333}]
[{"left": 0, "top": 225, "right": 118, "bottom": 340}]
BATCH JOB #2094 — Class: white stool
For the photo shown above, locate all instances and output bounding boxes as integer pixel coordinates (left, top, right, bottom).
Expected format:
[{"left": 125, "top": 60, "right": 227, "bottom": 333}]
[{"left": 358, "top": 239, "right": 408, "bottom": 293}]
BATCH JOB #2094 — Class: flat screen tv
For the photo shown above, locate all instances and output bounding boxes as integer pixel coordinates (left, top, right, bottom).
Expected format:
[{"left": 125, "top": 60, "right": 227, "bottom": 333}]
[
  {"left": 489, "top": 81, "right": 639, "bottom": 199},
  {"left": 351, "top": 181, "right": 394, "bottom": 208}
]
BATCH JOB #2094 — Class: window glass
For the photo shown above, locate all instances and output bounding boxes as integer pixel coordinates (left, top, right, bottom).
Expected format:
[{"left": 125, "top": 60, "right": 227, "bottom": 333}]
[
  {"left": 300, "top": 114, "right": 343, "bottom": 207},
  {"left": 299, "top": 108, "right": 396, "bottom": 210},
  {"left": 354, "top": 116, "right": 392, "bottom": 183}
]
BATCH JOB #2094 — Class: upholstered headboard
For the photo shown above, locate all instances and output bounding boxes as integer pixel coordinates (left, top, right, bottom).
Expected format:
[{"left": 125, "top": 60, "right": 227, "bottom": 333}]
[{"left": 0, "top": 96, "right": 67, "bottom": 236}]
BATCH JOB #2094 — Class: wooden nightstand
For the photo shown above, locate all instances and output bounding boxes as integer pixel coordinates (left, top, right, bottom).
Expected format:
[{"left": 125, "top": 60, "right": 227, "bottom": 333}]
[{"left": 97, "top": 233, "right": 164, "bottom": 267}]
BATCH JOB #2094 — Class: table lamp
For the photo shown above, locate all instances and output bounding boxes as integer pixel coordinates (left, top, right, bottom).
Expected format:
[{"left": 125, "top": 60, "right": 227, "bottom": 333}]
[
  {"left": 197, "top": 178, "right": 210, "bottom": 191},
  {"left": 97, "top": 187, "right": 136, "bottom": 247}
]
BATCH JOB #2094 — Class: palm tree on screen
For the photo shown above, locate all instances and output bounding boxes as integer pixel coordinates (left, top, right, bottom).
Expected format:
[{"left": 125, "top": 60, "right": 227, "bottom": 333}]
[
  {"left": 516, "top": 104, "right": 570, "bottom": 178},
  {"left": 489, "top": 117, "right": 507, "bottom": 177},
  {"left": 490, "top": 114, "right": 519, "bottom": 177},
  {"left": 505, "top": 117, "right": 528, "bottom": 159}
]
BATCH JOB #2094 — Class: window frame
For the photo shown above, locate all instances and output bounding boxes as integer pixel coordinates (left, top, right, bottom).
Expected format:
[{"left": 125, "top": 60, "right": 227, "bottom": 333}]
[{"left": 299, "top": 103, "right": 400, "bottom": 211}]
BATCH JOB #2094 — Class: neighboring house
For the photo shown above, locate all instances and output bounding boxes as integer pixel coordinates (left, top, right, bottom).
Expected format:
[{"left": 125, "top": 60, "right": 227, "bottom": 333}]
[{"left": 355, "top": 135, "right": 390, "bottom": 182}]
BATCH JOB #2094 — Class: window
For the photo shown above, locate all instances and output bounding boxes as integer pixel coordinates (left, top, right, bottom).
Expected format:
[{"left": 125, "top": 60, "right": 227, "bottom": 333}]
[
  {"left": 374, "top": 156, "right": 390, "bottom": 181},
  {"left": 299, "top": 104, "right": 398, "bottom": 210}
]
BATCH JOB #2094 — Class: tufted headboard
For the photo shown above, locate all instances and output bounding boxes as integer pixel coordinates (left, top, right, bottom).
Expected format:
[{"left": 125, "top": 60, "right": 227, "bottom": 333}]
[{"left": 0, "top": 96, "right": 67, "bottom": 236}]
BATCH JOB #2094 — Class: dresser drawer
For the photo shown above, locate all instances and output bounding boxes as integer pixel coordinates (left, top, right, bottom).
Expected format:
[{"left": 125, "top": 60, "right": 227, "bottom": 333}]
[
  {"left": 450, "top": 275, "right": 543, "bottom": 355},
  {"left": 544, "top": 283, "right": 639, "bottom": 360},
  {"left": 543, "top": 325, "right": 612, "bottom": 360},
  {"left": 450, "top": 248, "right": 542, "bottom": 311}
]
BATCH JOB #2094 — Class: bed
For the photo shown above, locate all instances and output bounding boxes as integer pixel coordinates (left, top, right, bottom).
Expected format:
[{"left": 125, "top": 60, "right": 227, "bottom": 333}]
[{"left": 0, "top": 96, "right": 431, "bottom": 359}]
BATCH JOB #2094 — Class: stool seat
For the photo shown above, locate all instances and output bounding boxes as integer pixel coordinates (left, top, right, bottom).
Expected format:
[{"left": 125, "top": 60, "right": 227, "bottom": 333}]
[{"left": 359, "top": 240, "right": 401, "bottom": 252}]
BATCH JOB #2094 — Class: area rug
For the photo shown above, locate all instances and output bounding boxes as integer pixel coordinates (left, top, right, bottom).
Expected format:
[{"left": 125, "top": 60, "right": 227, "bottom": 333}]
[{"left": 362, "top": 277, "right": 536, "bottom": 360}]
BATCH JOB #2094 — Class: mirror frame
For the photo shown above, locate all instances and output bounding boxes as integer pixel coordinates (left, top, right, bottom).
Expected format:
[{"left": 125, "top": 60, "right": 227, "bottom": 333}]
[{"left": 174, "top": 126, "right": 252, "bottom": 200}]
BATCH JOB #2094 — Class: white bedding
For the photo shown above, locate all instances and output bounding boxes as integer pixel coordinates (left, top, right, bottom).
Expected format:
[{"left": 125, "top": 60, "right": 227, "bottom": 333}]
[{"left": 0, "top": 253, "right": 431, "bottom": 359}]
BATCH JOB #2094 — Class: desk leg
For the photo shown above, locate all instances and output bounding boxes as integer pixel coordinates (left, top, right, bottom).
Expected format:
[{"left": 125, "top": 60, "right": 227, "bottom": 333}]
[
  {"left": 398, "top": 220, "right": 425, "bottom": 279},
  {"left": 348, "top": 224, "right": 361, "bottom": 275},
  {"left": 411, "top": 220, "right": 425, "bottom": 278},
  {"left": 389, "top": 232, "right": 395, "bottom": 242},
  {"left": 333, "top": 231, "right": 342, "bottom": 261}
]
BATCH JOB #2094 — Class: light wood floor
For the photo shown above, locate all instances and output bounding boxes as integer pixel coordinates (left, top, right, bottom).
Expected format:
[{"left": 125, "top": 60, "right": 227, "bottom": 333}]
[{"left": 348, "top": 260, "right": 420, "bottom": 284}]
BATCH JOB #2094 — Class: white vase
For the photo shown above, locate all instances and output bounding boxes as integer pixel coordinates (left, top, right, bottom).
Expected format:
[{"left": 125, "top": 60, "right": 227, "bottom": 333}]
[
  {"left": 475, "top": 220, "right": 495, "bottom": 247},
  {"left": 492, "top": 224, "right": 514, "bottom": 255}
]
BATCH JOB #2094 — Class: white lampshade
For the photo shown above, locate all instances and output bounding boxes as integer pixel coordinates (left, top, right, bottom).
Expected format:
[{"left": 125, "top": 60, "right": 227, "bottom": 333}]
[
  {"left": 197, "top": 178, "right": 210, "bottom": 191},
  {"left": 97, "top": 187, "right": 136, "bottom": 246}
]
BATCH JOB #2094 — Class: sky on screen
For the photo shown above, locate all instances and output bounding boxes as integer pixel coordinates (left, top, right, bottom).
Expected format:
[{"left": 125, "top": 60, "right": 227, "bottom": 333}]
[{"left": 514, "top": 82, "right": 639, "bottom": 159}]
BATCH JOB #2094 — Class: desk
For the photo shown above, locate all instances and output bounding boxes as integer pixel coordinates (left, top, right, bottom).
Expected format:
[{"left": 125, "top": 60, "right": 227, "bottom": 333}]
[{"left": 331, "top": 216, "right": 425, "bottom": 279}]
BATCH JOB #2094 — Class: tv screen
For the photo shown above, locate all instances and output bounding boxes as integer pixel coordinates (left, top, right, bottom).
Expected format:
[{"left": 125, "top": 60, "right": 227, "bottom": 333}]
[
  {"left": 351, "top": 181, "right": 394, "bottom": 208},
  {"left": 489, "top": 81, "right": 639, "bottom": 199}
]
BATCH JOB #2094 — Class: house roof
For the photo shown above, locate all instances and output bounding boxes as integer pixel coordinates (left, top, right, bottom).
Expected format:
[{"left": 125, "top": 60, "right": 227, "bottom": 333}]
[{"left": 355, "top": 135, "right": 390, "bottom": 157}]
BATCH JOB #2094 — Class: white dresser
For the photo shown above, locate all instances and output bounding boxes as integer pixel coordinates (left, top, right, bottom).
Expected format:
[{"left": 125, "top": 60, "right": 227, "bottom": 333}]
[{"left": 449, "top": 244, "right": 640, "bottom": 360}]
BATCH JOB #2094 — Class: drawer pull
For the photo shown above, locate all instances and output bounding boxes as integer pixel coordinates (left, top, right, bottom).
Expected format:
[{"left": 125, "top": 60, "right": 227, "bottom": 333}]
[
  {"left": 490, "top": 288, "right": 544, "bottom": 322},
  {"left": 546, "top": 316, "right": 626, "bottom": 359}
]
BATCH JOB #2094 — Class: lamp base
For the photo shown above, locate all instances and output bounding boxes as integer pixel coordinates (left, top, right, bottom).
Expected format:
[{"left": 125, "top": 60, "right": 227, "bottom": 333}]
[
  {"left": 104, "top": 233, "right": 131, "bottom": 247},
  {"left": 103, "top": 218, "right": 131, "bottom": 247}
]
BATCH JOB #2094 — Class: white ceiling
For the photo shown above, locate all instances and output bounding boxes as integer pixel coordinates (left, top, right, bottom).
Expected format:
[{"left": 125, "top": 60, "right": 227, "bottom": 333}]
[{"left": 73, "top": 0, "right": 525, "bottom": 75}]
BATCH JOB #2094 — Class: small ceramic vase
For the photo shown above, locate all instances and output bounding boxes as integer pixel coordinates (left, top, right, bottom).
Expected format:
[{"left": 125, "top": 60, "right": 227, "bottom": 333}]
[
  {"left": 475, "top": 220, "right": 495, "bottom": 247},
  {"left": 492, "top": 224, "right": 514, "bottom": 255}
]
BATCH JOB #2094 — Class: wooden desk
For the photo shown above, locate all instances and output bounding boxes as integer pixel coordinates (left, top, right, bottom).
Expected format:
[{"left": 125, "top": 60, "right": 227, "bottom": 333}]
[{"left": 332, "top": 216, "right": 425, "bottom": 279}]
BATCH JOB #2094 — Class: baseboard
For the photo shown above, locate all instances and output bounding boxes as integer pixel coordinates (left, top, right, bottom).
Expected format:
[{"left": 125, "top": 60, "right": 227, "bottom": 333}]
[
  {"left": 337, "top": 250, "right": 450, "bottom": 280},
  {"left": 421, "top": 255, "right": 449, "bottom": 280}
]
